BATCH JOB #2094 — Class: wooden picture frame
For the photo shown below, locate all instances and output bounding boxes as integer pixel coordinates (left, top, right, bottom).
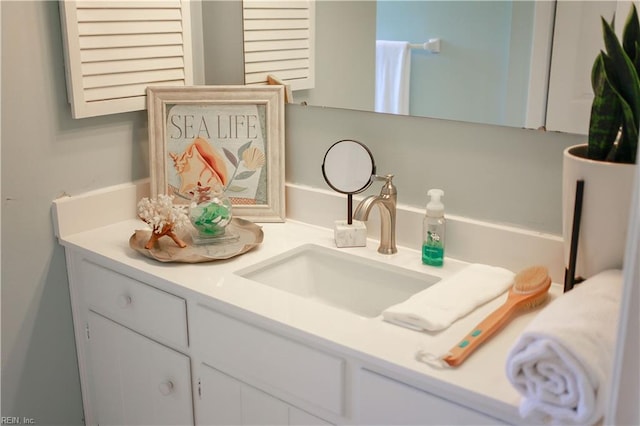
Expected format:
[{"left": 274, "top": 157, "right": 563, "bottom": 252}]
[{"left": 147, "top": 86, "right": 285, "bottom": 222}]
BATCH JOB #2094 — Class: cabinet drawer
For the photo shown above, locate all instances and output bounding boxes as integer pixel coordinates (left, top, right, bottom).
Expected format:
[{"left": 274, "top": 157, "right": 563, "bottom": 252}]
[
  {"left": 357, "top": 369, "right": 503, "bottom": 425},
  {"left": 80, "top": 259, "right": 188, "bottom": 348},
  {"left": 195, "top": 306, "right": 345, "bottom": 416}
]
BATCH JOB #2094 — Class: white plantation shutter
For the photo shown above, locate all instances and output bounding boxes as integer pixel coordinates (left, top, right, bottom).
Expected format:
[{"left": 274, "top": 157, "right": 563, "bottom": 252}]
[
  {"left": 242, "top": 0, "right": 315, "bottom": 91},
  {"left": 60, "top": 0, "right": 193, "bottom": 119}
]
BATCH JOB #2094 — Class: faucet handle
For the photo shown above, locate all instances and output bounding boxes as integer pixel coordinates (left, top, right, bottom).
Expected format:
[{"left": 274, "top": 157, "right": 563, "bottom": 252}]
[
  {"left": 373, "top": 174, "right": 397, "bottom": 195},
  {"left": 373, "top": 174, "right": 393, "bottom": 181}
]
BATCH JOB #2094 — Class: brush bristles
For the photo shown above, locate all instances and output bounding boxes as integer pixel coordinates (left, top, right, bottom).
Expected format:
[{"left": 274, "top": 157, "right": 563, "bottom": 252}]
[
  {"left": 521, "top": 278, "right": 552, "bottom": 308},
  {"left": 524, "top": 293, "right": 549, "bottom": 309},
  {"left": 513, "top": 265, "right": 550, "bottom": 294}
]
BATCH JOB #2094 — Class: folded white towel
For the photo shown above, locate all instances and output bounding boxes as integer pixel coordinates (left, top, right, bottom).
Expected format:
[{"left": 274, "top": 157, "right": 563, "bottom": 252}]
[
  {"left": 382, "top": 264, "right": 514, "bottom": 331},
  {"left": 505, "top": 269, "right": 623, "bottom": 425},
  {"left": 375, "top": 40, "right": 411, "bottom": 115}
]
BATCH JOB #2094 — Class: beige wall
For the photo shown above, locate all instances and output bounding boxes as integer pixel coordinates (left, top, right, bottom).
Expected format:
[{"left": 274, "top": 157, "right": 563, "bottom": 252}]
[{"left": 1, "top": 1, "right": 583, "bottom": 423}]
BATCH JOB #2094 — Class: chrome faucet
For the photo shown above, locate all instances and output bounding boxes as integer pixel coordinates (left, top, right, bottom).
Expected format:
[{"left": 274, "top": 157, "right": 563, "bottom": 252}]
[{"left": 353, "top": 174, "right": 397, "bottom": 254}]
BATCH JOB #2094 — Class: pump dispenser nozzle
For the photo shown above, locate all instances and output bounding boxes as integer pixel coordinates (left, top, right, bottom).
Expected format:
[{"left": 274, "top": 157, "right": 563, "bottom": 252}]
[{"left": 426, "top": 189, "right": 445, "bottom": 217}]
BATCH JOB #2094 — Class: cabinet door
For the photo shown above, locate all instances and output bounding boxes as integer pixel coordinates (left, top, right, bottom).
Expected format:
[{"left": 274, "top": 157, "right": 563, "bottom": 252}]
[
  {"left": 198, "top": 365, "right": 287, "bottom": 425},
  {"left": 357, "top": 370, "right": 502, "bottom": 425},
  {"left": 87, "top": 312, "right": 193, "bottom": 426},
  {"left": 197, "top": 364, "right": 331, "bottom": 425}
]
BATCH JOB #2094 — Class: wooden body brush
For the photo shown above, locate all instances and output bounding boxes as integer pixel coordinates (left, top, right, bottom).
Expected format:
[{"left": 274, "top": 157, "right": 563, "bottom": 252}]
[{"left": 443, "top": 265, "right": 551, "bottom": 367}]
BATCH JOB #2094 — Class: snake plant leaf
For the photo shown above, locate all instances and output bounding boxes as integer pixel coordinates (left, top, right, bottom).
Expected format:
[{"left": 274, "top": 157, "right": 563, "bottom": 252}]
[
  {"left": 602, "top": 51, "right": 640, "bottom": 163},
  {"left": 588, "top": 7, "right": 639, "bottom": 163},
  {"left": 624, "top": 6, "right": 640, "bottom": 163},
  {"left": 634, "top": 41, "right": 640, "bottom": 75},
  {"left": 588, "top": 52, "right": 622, "bottom": 160},
  {"left": 623, "top": 4, "right": 640, "bottom": 61},
  {"left": 602, "top": 16, "right": 640, "bottom": 125},
  {"left": 614, "top": 96, "right": 639, "bottom": 163},
  {"left": 591, "top": 50, "right": 604, "bottom": 89}
]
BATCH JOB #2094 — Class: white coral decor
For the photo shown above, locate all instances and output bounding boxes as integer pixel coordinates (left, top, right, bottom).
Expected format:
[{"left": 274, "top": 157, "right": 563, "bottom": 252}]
[
  {"left": 137, "top": 194, "right": 189, "bottom": 249},
  {"left": 138, "top": 194, "right": 189, "bottom": 230}
]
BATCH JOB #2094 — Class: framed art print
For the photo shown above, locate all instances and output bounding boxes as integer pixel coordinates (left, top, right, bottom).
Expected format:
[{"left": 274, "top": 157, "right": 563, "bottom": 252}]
[{"left": 147, "top": 85, "right": 285, "bottom": 222}]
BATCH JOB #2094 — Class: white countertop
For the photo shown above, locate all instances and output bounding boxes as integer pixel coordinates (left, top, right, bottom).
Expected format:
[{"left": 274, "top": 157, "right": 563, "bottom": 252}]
[{"left": 57, "top": 213, "right": 562, "bottom": 424}]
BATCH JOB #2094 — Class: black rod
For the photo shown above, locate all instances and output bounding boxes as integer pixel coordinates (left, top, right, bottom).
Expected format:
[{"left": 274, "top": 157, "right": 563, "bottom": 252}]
[
  {"left": 564, "top": 179, "right": 584, "bottom": 292},
  {"left": 347, "top": 194, "right": 353, "bottom": 225}
]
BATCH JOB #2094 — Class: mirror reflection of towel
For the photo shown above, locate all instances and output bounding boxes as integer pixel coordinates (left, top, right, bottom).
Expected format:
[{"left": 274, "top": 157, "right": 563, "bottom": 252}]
[{"left": 375, "top": 40, "right": 411, "bottom": 115}]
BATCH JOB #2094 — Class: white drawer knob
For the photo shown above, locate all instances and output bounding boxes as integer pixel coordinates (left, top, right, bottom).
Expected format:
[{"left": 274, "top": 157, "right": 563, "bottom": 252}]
[
  {"left": 117, "top": 294, "right": 132, "bottom": 308},
  {"left": 158, "top": 381, "right": 174, "bottom": 396}
]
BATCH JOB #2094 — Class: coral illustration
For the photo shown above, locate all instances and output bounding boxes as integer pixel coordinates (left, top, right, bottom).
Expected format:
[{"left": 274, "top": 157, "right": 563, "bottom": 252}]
[{"left": 137, "top": 194, "right": 189, "bottom": 249}]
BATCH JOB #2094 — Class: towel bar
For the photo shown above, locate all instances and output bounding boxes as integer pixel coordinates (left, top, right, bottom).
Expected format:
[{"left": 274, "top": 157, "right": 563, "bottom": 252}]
[{"left": 409, "top": 38, "right": 441, "bottom": 53}]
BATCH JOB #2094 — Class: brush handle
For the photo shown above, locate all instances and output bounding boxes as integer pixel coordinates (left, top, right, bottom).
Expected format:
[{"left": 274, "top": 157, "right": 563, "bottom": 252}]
[{"left": 443, "top": 301, "right": 518, "bottom": 367}]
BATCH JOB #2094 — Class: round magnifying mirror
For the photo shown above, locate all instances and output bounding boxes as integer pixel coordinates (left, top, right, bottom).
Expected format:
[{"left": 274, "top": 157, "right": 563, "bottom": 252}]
[
  {"left": 322, "top": 140, "right": 376, "bottom": 194},
  {"left": 322, "top": 140, "right": 376, "bottom": 224}
]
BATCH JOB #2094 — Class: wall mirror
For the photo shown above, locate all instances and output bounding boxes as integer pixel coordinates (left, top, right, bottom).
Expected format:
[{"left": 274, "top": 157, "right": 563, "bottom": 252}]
[{"left": 201, "top": 0, "right": 554, "bottom": 130}]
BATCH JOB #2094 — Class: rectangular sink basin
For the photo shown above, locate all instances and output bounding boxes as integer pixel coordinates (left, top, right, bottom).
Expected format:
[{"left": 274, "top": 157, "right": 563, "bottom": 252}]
[{"left": 235, "top": 244, "right": 440, "bottom": 318}]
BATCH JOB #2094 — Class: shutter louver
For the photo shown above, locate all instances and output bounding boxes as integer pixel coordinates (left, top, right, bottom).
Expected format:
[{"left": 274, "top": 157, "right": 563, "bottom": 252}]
[
  {"left": 242, "top": 0, "right": 315, "bottom": 91},
  {"left": 60, "top": 0, "right": 193, "bottom": 118}
]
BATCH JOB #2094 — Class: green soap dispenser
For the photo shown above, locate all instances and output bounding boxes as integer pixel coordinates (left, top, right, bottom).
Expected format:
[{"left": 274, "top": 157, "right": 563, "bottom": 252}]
[{"left": 422, "top": 189, "right": 445, "bottom": 266}]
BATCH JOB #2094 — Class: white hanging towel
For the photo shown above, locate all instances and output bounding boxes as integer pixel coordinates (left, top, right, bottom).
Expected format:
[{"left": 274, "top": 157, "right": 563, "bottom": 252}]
[{"left": 375, "top": 40, "right": 411, "bottom": 115}]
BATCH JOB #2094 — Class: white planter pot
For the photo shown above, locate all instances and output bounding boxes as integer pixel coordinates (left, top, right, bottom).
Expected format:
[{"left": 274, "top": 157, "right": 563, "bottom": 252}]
[{"left": 562, "top": 144, "right": 636, "bottom": 279}]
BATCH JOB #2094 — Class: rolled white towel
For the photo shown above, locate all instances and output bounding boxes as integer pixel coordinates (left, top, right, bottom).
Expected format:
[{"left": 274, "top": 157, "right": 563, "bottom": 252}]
[
  {"left": 505, "top": 269, "right": 623, "bottom": 425},
  {"left": 382, "top": 263, "right": 515, "bottom": 331}
]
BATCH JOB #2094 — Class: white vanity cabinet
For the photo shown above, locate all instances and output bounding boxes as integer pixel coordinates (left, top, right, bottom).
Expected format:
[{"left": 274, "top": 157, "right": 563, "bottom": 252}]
[
  {"left": 57, "top": 202, "right": 527, "bottom": 426},
  {"left": 191, "top": 303, "right": 507, "bottom": 426},
  {"left": 67, "top": 254, "right": 194, "bottom": 426},
  {"left": 64, "top": 249, "right": 515, "bottom": 426},
  {"left": 55, "top": 181, "right": 638, "bottom": 426},
  {"left": 67, "top": 251, "right": 336, "bottom": 426}
]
